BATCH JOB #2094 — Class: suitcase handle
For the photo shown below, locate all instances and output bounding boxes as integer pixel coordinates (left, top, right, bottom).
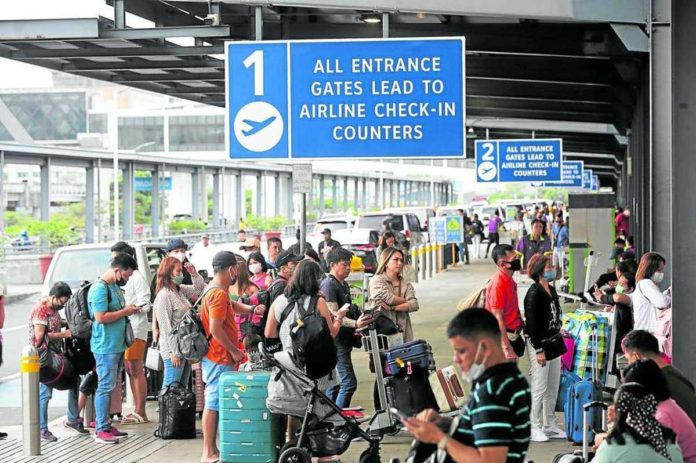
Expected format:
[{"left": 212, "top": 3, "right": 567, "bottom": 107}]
[{"left": 583, "top": 401, "right": 608, "bottom": 461}]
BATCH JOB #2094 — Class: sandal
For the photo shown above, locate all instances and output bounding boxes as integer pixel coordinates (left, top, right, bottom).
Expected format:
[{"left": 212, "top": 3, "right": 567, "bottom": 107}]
[{"left": 120, "top": 412, "right": 149, "bottom": 425}]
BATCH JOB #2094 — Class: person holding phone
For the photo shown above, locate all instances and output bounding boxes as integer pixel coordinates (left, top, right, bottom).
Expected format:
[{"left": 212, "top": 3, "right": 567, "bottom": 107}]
[{"left": 110, "top": 242, "right": 152, "bottom": 425}]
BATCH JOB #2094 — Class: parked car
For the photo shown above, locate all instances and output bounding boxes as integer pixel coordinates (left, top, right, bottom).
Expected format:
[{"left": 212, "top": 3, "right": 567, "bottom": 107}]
[
  {"left": 436, "top": 205, "right": 471, "bottom": 217},
  {"left": 333, "top": 228, "right": 380, "bottom": 274},
  {"left": 43, "top": 242, "right": 166, "bottom": 294},
  {"left": 355, "top": 211, "right": 424, "bottom": 248},
  {"left": 311, "top": 216, "right": 356, "bottom": 235},
  {"left": 384, "top": 207, "right": 435, "bottom": 232}
]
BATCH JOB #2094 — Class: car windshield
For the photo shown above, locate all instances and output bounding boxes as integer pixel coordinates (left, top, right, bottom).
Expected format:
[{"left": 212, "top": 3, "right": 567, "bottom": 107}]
[
  {"left": 478, "top": 207, "right": 498, "bottom": 218},
  {"left": 313, "top": 221, "right": 351, "bottom": 234},
  {"left": 359, "top": 215, "right": 404, "bottom": 231},
  {"left": 144, "top": 245, "right": 165, "bottom": 276},
  {"left": 49, "top": 248, "right": 110, "bottom": 288}
]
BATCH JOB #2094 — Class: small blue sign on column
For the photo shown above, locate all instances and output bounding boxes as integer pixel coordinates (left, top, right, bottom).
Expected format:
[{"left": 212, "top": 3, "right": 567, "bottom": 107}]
[
  {"left": 444, "top": 216, "right": 464, "bottom": 244},
  {"left": 475, "top": 138, "right": 563, "bottom": 183},
  {"left": 134, "top": 176, "right": 172, "bottom": 192},
  {"left": 591, "top": 175, "right": 600, "bottom": 191},
  {"left": 226, "top": 38, "right": 466, "bottom": 160},
  {"left": 430, "top": 218, "right": 447, "bottom": 244},
  {"left": 543, "top": 160, "right": 584, "bottom": 188},
  {"left": 583, "top": 170, "right": 593, "bottom": 190}
]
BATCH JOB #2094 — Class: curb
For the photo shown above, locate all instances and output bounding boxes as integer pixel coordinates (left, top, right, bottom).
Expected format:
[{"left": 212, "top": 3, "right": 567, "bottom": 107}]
[{"left": 5, "top": 292, "right": 40, "bottom": 305}]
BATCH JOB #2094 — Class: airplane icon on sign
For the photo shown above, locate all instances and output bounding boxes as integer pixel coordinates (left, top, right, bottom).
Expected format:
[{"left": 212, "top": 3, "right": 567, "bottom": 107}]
[{"left": 242, "top": 116, "right": 277, "bottom": 136}]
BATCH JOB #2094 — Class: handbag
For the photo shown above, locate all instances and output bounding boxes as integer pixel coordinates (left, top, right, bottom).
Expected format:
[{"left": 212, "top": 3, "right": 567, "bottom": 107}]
[
  {"left": 146, "top": 341, "right": 164, "bottom": 371},
  {"left": 124, "top": 317, "right": 135, "bottom": 348},
  {"left": 540, "top": 332, "right": 568, "bottom": 361}
]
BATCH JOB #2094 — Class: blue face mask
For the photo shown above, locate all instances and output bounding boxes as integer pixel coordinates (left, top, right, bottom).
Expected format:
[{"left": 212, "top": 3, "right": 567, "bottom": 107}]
[{"left": 544, "top": 269, "right": 556, "bottom": 282}]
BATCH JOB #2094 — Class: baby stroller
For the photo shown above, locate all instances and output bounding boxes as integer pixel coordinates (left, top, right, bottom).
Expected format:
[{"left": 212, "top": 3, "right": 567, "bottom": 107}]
[{"left": 259, "top": 343, "right": 382, "bottom": 463}]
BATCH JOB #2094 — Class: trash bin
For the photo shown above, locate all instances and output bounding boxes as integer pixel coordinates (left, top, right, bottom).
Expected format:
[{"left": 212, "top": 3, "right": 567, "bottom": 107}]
[
  {"left": 38, "top": 255, "right": 53, "bottom": 282},
  {"left": 264, "top": 231, "right": 281, "bottom": 240}
]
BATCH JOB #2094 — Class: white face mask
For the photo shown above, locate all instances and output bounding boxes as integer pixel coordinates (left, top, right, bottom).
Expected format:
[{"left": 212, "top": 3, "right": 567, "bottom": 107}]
[
  {"left": 463, "top": 343, "right": 488, "bottom": 383},
  {"left": 651, "top": 272, "right": 665, "bottom": 284},
  {"left": 172, "top": 252, "right": 185, "bottom": 263},
  {"left": 249, "top": 263, "right": 262, "bottom": 275}
]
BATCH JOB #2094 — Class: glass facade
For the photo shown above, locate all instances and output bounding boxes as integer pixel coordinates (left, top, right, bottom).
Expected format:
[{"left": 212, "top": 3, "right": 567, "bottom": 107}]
[
  {"left": 0, "top": 91, "right": 86, "bottom": 141},
  {"left": 87, "top": 113, "right": 107, "bottom": 134},
  {"left": 169, "top": 114, "right": 224, "bottom": 152},
  {"left": 118, "top": 116, "right": 164, "bottom": 152}
]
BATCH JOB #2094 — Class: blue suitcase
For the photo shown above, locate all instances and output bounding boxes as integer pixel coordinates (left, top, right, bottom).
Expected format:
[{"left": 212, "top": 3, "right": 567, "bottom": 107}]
[
  {"left": 556, "top": 370, "right": 581, "bottom": 413},
  {"left": 385, "top": 340, "right": 436, "bottom": 376},
  {"left": 219, "top": 371, "right": 279, "bottom": 463}
]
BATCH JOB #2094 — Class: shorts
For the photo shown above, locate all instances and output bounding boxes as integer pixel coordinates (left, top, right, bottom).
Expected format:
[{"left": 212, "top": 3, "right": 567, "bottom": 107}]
[
  {"left": 124, "top": 339, "right": 147, "bottom": 361},
  {"left": 201, "top": 356, "right": 234, "bottom": 412}
]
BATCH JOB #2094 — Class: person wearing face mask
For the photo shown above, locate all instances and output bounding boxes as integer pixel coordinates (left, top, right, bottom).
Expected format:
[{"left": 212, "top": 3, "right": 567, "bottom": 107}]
[
  {"left": 267, "top": 250, "right": 301, "bottom": 305},
  {"left": 87, "top": 253, "right": 140, "bottom": 445},
  {"left": 633, "top": 253, "right": 671, "bottom": 342},
  {"left": 229, "top": 255, "right": 266, "bottom": 343},
  {"left": 152, "top": 256, "right": 206, "bottom": 388},
  {"left": 29, "top": 282, "right": 80, "bottom": 442},
  {"left": 248, "top": 252, "right": 273, "bottom": 290},
  {"left": 522, "top": 254, "right": 566, "bottom": 442},
  {"left": 200, "top": 251, "right": 246, "bottom": 463},
  {"left": 485, "top": 244, "right": 525, "bottom": 360},
  {"left": 402, "top": 308, "right": 531, "bottom": 463}
]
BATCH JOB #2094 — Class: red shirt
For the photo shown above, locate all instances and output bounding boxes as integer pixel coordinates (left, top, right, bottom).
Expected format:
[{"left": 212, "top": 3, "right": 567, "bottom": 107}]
[{"left": 485, "top": 269, "right": 523, "bottom": 331}]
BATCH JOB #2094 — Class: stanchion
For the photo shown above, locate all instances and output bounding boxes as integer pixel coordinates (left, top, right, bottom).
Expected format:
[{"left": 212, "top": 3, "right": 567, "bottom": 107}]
[
  {"left": 421, "top": 245, "right": 427, "bottom": 281},
  {"left": 429, "top": 244, "right": 435, "bottom": 279},
  {"left": 411, "top": 246, "right": 419, "bottom": 283},
  {"left": 21, "top": 345, "right": 41, "bottom": 456}
]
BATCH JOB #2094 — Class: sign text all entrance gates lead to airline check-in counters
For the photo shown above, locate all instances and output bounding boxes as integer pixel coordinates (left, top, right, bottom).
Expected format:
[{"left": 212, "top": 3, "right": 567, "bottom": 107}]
[{"left": 226, "top": 38, "right": 465, "bottom": 159}]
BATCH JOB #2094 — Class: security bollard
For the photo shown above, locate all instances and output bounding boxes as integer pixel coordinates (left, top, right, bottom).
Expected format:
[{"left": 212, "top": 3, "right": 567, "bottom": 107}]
[
  {"left": 21, "top": 345, "right": 41, "bottom": 456},
  {"left": 420, "top": 245, "right": 427, "bottom": 281},
  {"left": 411, "top": 246, "right": 419, "bottom": 284},
  {"left": 429, "top": 244, "right": 435, "bottom": 279}
]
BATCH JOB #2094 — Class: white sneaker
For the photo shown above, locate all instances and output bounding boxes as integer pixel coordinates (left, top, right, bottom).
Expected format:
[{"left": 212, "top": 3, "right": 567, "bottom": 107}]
[
  {"left": 543, "top": 424, "right": 567, "bottom": 439},
  {"left": 530, "top": 426, "right": 550, "bottom": 442}
]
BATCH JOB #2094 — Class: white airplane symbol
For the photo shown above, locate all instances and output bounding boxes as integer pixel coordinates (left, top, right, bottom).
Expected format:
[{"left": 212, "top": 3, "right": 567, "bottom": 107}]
[{"left": 242, "top": 116, "right": 276, "bottom": 136}]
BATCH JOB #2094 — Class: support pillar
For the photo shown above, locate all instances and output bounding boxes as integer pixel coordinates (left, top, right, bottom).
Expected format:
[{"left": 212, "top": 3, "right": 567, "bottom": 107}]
[
  {"left": 286, "top": 175, "right": 294, "bottom": 219},
  {"left": 362, "top": 178, "right": 367, "bottom": 211},
  {"left": 122, "top": 162, "right": 134, "bottom": 240},
  {"left": 85, "top": 163, "right": 95, "bottom": 243},
  {"left": 191, "top": 169, "right": 200, "bottom": 220},
  {"left": 256, "top": 173, "right": 263, "bottom": 217},
  {"left": 343, "top": 177, "right": 349, "bottom": 212},
  {"left": 235, "top": 173, "right": 243, "bottom": 227},
  {"left": 672, "top": 0, "right": 696, "bottom": 383},
  {"left": 212, "top": 170, "right": 221, "bottom": 229},
  {"left": 319, "top": 175, "right": 325, "bottom": 218},
  {"left": 332, "top": 177, "right": 338, "bottom": 212},
  {"left": 40, "top": 158, "right": 50, "bottom": 221},
  {"left": 151, "top": 166, "right": 160, "bottom": 237},
  {"left": 274, "top": 174, "right": 281, "bottom": 217},
  {"left": 353, "top": 178, "right": 359, "bottom": 212}
]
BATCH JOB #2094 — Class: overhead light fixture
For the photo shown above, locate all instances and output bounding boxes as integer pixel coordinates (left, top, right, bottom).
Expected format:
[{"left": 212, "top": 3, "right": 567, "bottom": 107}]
[{"left": 361, "top": 13, "right": 381, "bottom": 24}]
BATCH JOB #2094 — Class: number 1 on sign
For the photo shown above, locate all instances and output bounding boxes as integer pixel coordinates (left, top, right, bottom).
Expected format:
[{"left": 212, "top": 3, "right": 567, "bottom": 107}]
[{"left": 244, "top": 50, "right": 265, "bottom": 96}]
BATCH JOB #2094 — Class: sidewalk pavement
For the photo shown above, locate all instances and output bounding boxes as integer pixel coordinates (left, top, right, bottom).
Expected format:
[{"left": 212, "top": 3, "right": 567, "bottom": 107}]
[
  {"left": 3, "top": 283, "right": 44, "bottom": 304},
  {"left": 3, "top": 260, "right": 578, "bottom": 462}
]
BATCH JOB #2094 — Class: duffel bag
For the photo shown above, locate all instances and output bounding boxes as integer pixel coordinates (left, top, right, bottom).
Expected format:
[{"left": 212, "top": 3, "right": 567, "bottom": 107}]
[
  {"left": 39, "top": 344, "right": 77, "bottom": 391},
  {"left": 63, "top": 337, "right": 95, "bottom": 375}
]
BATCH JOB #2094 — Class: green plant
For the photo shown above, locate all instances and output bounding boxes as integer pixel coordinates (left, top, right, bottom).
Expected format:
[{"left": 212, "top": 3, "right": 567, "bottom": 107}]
[
  {"left": 243, "top": 215, "right": 265, "bottom": 230},
  {"left": 168, "top": 219, "right": 206, "bottom": 234},
  {"left": 264, "top": 216, "right": 288, "bottom": 230}
]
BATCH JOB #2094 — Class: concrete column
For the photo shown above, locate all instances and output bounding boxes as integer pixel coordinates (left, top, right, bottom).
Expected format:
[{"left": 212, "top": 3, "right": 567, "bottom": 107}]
[
  {"left": 285, "top": 175, "right": 294, "bottom": 219},
  {"left": 319, "top": 175, "right": 325, "bottom": 218},
  {"left": 672, "top": 0, "right": 696, "bottom": 382},
  {"left": 361, "top": 178, "right": 367, "bottom": 210},
  {"left": 651, "top": 0, "right": 672, "bottom": 266},
  {"left": 151, "top": 166, "right": 160, "bottom": 237},
  {"left": 40, "top": 158, "right": 50, "bottom": 220},
  {"left": 85, "top": 163, "right": 95, "bottom": 243},
  {"left": 353, "top": 178, "right": 359, "bottom": 212},
  {"left": 332, "top": 176, "right": 338, "bottom": 213},
  {"left": 343, "top": 177, "right": 349, "bottom": 212},
  {"left": 274, "top": 174, "right": 281, "bottom": 217},
  {"left": 256, "top": 173, "right": 263, "bottom": 217},
  {"left": 235, "top": 173, "right": 243, "bottom": 227},
  {"left": 121, "top": 162, "right": 134, "bottom": 240},
  {"left": 212, "top": 170, "right": 221, "bottom": 228},
  {"left": 191, "top": 169, "right": 200, "bottom": 220}
]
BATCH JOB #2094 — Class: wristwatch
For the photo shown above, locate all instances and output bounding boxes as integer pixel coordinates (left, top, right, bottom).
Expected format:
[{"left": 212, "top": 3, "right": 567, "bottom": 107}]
[{"left": 437, "top": 435, "right": 450, "bottom": 451}]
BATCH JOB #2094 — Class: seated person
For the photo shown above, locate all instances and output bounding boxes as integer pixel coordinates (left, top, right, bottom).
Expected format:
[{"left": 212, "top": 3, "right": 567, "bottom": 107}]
[{"left": 402, "top": 308, "right": 531, "bottom": 463}]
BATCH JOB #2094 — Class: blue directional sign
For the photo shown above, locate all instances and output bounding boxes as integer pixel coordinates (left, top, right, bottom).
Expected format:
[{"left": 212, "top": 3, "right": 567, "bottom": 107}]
[
  {"left": 134, "top": 176, "right": 172, "bottom": 192},
  {"left": 226, "top": 38, "right": 466, "bottom": 159},
  {"left": 591, "top": 175, "right": 600, "bottom": 191},
  {"left": 475, "top": 139, "right": 563, "bottom": 183},
  {"left": 444, "top": 216, "right": 464, "bottom": 244},
  {"left": 543, "top": 160, "right": 584, "bottom": 188},
  {"left": 583, "top": 170, "right": 593, "bottom": 190},
  {"left": 430, "top": 218, "right": 447, "bottom": 244}
]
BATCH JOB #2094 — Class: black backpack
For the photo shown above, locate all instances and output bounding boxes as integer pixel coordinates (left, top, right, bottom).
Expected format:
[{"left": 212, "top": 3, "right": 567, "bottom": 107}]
[
  {"left": 154, "top": 382, "right": 196, "bottom": 439},
  {"left": 65, "top": 280, "right": 111, "bottom": 340},
  {"left": 280, "top": 296, "right": 337, "bottom": 379}
]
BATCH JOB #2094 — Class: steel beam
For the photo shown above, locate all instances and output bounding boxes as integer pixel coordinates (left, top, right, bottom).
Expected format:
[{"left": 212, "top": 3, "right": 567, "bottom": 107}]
[
  {"left": 114, "top": 0, "right": 126, "bottom": 29},
  {"left": 40, "top": 158, "right": 50, "bottom": 221},
  {"left": 85, "top": 163, "right": 95, "bottom": 243},
  {"left": 673, "top": 0, "right": 696, "bottom": 384},
  {"left": 101, "top": 25, "right": 232, "bottom": 40},
  {"left": 12, "top": 45, "right": 225, "bottom": 60},
  {"left": 112, "top": 72, "right": 224, "bottom": 83},
  {"left": 62, "top": 59, "right": 224, "bottom": 72}
]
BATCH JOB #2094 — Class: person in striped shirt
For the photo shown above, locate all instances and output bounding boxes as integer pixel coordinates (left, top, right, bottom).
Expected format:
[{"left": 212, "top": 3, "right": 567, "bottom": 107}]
[{"left": 403, "top": 308, "right": 532, "bottom": 463}]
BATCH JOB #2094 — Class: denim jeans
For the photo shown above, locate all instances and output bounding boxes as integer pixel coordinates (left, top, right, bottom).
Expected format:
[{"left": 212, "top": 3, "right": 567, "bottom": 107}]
[
  {"left": 39, "top": 382, "right": 79, "bottom": 431},
  {"left": 94, "top": 353, "right": 123, "bottom": 433},
  {"left": 162, "top": 357, "right": 191, "bottom": 388},
  {"left": 327, "top": 341, "right": 357, "bottom": 409},
  {"left": 459, "top": 240, "right": 470, "bottom": 263}
]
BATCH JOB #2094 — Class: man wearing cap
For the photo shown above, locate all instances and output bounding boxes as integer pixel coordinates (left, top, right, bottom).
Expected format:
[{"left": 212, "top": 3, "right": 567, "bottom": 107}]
[
  {"left": 267, "top": 250, "right": 300, "bottom": 305},
  {"left": 200, "top": 251, "right": 245, "bottom": 463},
  {"left": 318, "top": 228, "right": 341, "bottom": 271},
  {"left": 239, "top": 237, "right": 261, "bottom": 260},
  {"left": 190, "top": 234, "right": 216, "bottom": 278}
]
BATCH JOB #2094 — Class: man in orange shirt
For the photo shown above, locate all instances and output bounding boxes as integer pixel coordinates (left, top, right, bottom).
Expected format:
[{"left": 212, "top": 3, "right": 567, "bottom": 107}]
[
  {"left": 485, "top": 244, "right": 525, "bottom": 360},
  {"left": 200, "top": 251, "right": 245, "bottom": 463}
]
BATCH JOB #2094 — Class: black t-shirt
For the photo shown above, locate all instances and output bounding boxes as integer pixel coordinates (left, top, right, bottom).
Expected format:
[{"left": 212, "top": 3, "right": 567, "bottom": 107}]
[{"left": 320, "top": 275, "right": 355, "bottom": 346}]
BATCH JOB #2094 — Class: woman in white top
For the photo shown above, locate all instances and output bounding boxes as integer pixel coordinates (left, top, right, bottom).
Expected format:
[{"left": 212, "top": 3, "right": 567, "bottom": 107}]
[{"left": 633, "top": 252, "right": 671, "bottom": 336}]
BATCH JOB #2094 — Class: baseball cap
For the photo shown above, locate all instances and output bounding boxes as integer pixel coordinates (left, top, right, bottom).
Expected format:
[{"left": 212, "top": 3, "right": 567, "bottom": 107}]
[
  {"left": 241, "top": 237, "right": 261, "bottom": 249},
  {"left": 275, "top": 250, "right": 300, "bottom": 268},
  {"left": 321, "top": 228, "right": 332, "bottom": 234},
  {"left": 165, "top": 238, "right": 188, "bottom": 252},
  {"left": 201, "top": 233, "right": 210, "bottom": 239},
  {"left": 212, "top": 251, "right": 238, "bottom": 271}
]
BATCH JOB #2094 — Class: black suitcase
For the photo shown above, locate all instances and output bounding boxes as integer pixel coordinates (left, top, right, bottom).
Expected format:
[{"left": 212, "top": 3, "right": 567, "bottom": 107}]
[
  {"left": 154, "top": 382, "right": 197, "bottom": 439},
  {"left": 386, "top": 370, "right": 439, "bottom": 417},
  {"left": 146, "top": 367, "right": 163, "bottom": 400}
]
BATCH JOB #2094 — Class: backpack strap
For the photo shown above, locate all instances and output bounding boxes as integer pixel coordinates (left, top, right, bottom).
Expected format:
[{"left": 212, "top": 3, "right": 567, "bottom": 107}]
[
  {"left": 279, "top": 296, "right": 299, "bottom": 327},
  {"left": 192, "top": 284, "right": 223, "bottom": 313}
]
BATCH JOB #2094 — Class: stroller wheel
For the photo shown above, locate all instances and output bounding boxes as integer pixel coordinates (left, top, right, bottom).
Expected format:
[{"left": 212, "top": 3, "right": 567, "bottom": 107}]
[
  {"left": 279, "top": 447, "right": 311, "bottom": 463},
  {"left": 360, "top": 447, "right": 381, "bottom": 463}
]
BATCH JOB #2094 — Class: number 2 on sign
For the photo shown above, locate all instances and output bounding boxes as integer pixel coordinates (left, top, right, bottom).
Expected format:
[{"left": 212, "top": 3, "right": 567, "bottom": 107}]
[
  {"left": 480, "top": 142, "right": 495, "bottom": 161},
  {"left": 244, "top": 50, "right": 265, "bottom": 96}
]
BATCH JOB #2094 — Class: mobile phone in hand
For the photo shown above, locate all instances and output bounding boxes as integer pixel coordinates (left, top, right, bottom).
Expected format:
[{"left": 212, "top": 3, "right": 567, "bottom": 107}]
[{"left": 389, "top": 407, "right": 409, "bottom": 421}]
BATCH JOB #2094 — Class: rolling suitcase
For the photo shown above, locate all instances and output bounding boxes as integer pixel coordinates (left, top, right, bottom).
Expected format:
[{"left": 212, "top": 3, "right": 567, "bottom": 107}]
[
  {"left": 219, "top": 371, "right": 279, "bottom": 463},
  {"left": 386, "top": 369, "right": 439, "bottom": 417},
  {"left": 565, "top": 325, "right": 602, "bottom": 444},
  {"left": 554, "top": 401, "right": 607, "bottom": 462},
  {"left": 155, "top": 381, "right": 197, "bottom": 439},
  {"left": 385, "top": 340, "right": 435, "bottom": 376},
  {"left": 556, "top": 370, "right": 581, "bottom": 413}
]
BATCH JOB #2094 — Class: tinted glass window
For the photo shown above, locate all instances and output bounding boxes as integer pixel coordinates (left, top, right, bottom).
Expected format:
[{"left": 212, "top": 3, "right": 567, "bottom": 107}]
[
  {"left": 359, "top": 215, "right": 404, "bottom": 231},
  {"left": 407, "top": 215, "right": 421, "bottom": 231},
  {"left": 49, "top": 248, "right": 110, "bottom": 289}
]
